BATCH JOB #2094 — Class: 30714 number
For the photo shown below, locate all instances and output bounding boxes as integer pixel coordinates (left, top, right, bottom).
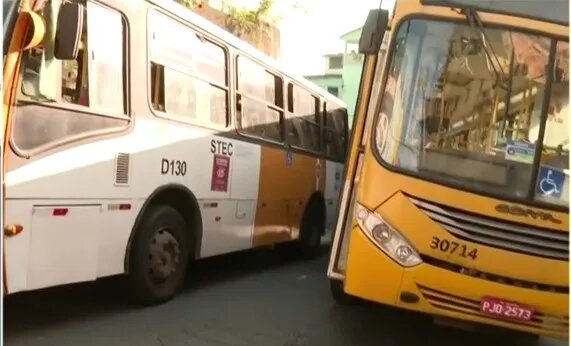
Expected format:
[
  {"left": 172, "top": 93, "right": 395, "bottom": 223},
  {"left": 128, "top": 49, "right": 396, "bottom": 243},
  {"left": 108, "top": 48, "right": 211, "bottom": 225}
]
[{"left": 429, "top": 236, "right": 478, "bottom": 260}]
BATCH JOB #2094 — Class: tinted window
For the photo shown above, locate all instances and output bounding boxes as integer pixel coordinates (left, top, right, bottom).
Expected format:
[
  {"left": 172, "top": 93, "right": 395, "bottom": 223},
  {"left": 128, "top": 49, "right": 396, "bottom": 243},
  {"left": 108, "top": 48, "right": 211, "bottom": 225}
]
[
  {"left": 324, "top": 104, "right": 347, "bottom": 160},
  {"left": 287, "top": 83, "right": 320, "bottom": 152},
  {"left": 236, "top": 56, "right": 284, "bottom": 142},
  {"left": 149, "top": 10, "right": 228, "bottom": 127}
]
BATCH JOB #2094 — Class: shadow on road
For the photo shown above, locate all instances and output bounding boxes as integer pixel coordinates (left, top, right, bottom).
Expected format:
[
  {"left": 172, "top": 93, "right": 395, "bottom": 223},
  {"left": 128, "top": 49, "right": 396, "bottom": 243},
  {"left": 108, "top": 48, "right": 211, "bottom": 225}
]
[
  {"left": 3, "top": 245, "right": 565, "bottom": 346},
  {"left": 3, "top": 245, "right": 323, "bottom": 339}
]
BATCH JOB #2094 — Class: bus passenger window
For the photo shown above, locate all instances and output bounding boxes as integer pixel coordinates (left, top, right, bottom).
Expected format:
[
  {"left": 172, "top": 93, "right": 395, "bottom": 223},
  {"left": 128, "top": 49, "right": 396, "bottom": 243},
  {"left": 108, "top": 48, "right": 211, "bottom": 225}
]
[
  {"left": 19, "top": 0, "right": 126, "bottom": 115},
  {"left": 324, "top": 106, "right": 347, "bottom": 160},
  {"left": 236, "top": 56, "right": 284, "bottom": 142},
  {"left": 148, "top": 11, "right": 229, "bottom": 128},
  {"left": 287, "top": 85, "right": 320, "bottom": 152}
]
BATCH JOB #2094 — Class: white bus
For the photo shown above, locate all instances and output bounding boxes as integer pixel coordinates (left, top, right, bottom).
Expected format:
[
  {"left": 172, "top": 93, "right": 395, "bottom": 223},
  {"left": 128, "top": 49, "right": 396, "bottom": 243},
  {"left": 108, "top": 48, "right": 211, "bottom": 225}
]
[{"left": 2, "top": 0, "right": 349, "bottom": 304}]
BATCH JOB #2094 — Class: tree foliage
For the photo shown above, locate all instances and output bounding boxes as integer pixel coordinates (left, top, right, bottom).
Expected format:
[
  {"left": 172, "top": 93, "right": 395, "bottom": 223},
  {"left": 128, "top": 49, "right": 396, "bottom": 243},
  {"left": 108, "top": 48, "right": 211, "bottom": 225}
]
[
  {"left": 222, "top": 0, "right": 275, "bottom": 39},
  {"left": 176, "top": 0, "right": 303, "bottom": 40},
  {"left": 176, "top": 0, "right": 203, "bottom": 9}
]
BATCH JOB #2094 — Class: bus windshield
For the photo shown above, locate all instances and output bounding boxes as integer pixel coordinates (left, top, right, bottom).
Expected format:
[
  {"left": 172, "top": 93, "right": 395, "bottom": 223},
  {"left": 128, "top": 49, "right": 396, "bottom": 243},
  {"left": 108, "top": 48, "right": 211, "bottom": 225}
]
[
  {"left": 421, "top": 0, "right": 569, "bottom": 26},
  {"left": 375, "top": 18, "right": 569, "bottom": 208}
]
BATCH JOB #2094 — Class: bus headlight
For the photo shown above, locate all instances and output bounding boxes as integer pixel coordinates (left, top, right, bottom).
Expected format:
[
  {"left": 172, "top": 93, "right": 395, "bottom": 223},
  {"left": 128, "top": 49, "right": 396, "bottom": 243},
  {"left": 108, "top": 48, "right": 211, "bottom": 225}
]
[{"left": 355, "top": 203, "right": 422, "bottom": 268}]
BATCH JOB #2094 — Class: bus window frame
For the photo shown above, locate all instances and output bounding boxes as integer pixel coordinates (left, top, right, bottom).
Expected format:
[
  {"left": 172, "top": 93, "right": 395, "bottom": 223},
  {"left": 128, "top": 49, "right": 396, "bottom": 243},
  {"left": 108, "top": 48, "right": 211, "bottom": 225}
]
[
  {"left": 234, "top": 53, "right": 286, "bottom": 146},
  {"left": 146, "top": 7, "right": 231, "bottom": 132},
  {"left": 9, "top": 0, "right": 132, "bottom": 158},
  {"left": 285, "top": 80, "right": 323, "bottom": 156},
  {"left": 323, "top": 101, "right": 349, "bottom": 162},
  {"left": 368, "top": 13, "right": 568, "bottom": 213}
]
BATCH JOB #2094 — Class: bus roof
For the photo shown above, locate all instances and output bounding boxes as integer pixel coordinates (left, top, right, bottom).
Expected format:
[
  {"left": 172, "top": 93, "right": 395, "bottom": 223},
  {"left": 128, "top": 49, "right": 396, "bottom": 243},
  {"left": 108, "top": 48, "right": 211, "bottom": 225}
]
[
  {"left": 148, "top": 0, "right": 347, "bottom": 108},
  {"left": 421, "top": 0, "right": 569, "bottom": 26}
]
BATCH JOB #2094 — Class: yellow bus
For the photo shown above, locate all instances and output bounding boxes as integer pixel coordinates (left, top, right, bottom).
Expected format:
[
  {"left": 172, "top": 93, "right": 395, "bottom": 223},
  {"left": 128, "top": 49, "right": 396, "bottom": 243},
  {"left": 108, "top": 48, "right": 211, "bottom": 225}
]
[
  {"left": 2, "top": 0, "right": 348, "bottom": 304},
  {"left": 328, "top": 0, "right": 568, "bottom": 339}
]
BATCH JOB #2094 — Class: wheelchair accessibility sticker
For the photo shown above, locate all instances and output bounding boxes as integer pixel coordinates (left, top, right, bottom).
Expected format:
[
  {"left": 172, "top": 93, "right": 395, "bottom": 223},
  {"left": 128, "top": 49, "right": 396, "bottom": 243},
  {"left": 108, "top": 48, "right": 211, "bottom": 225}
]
[{"left": 536, "top": 166, "right": 565, "bottom": 199}]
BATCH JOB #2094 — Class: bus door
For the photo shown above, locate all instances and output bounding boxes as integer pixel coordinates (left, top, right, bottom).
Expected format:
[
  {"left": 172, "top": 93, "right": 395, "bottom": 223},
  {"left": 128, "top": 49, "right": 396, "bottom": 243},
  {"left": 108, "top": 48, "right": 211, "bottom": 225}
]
[
  {"left": 328, "top": 8, "right": 390, "bottom": 280},
  {"left": 284, "top": 83, "right": 324, "bottom": 240}
]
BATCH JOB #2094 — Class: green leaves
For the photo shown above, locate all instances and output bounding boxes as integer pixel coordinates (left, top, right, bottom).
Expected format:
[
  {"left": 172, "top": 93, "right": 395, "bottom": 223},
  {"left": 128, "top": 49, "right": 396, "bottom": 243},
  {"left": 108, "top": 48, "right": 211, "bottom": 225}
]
[{"left": 222, "top": 0, "right": 275, "bottom": 38}]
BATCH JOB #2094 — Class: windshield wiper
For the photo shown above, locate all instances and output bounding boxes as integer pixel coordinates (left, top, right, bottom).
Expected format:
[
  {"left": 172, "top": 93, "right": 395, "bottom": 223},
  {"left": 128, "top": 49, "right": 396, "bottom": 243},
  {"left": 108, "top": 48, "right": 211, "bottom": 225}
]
[{"left": 462, "top": 7, "right": 508, "bottom": 89}]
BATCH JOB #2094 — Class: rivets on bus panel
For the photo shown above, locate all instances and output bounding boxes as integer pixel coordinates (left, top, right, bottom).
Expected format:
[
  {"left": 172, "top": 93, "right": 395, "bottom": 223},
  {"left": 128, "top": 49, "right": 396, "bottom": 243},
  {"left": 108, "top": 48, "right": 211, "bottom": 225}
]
[{"left": 4, "top": 224, "right": 23, "bottom": 237}]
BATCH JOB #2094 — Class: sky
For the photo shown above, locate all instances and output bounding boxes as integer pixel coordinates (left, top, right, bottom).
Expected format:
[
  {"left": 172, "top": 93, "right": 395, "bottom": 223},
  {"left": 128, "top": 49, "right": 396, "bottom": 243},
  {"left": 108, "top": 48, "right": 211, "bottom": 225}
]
[
  {"left": 216, "top": 0, "right": 397, "bottom": 76},
  {"left": 277, "top": 0, "right": 393, "bottom": 76}
]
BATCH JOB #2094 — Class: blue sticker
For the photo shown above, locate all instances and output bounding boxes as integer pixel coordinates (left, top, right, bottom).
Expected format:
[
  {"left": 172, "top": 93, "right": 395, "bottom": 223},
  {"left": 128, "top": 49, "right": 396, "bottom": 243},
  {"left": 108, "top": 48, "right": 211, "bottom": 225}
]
[
  {"left": 536, "top": 166, "right": 565, "bottom": 199},
  {"left": 286, "top": 151, "right": 293, "bottom": 167},
  {"left": 505, "top": 140, "right": 535, "bottom": 164}
]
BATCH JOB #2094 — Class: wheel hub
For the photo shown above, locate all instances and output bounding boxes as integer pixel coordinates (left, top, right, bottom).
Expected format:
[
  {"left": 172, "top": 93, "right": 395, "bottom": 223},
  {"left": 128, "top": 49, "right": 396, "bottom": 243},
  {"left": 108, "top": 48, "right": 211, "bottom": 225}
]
[{"left": 148, "top": 228, "right": 180, "bottom": 283}]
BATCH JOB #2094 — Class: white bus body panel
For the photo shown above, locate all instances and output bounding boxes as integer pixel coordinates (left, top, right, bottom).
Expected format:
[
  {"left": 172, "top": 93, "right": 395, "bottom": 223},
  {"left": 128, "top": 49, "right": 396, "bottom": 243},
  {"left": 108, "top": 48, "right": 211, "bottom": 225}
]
[
  {"left": 5, "top": 117, "right": 261, "bottom": 293},
  {"left": 324, "top": 161, "right": 344, "bottom": 233}
]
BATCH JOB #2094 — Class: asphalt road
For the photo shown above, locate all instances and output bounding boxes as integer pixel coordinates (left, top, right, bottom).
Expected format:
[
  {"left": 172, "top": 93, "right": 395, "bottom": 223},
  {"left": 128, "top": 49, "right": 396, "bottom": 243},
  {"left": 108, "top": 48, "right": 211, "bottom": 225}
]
[{"left": 3, "top": 245, "right": 567, "bottom": 346}]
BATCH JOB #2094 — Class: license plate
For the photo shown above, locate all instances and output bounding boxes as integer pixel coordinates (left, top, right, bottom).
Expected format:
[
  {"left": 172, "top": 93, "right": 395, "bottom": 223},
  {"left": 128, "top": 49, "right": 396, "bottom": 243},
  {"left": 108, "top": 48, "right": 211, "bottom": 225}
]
[{"left": 480, "top": 297, "right": 535, "bottom": 321}]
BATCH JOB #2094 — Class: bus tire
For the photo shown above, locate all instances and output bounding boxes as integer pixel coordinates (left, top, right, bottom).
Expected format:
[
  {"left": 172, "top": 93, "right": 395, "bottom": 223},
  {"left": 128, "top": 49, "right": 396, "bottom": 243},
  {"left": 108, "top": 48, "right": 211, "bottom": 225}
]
[
  {"left": 298, "top": 198, "right": 325, "bottom": 258},
  {"left": 127, "top": 205, "right": 190, "bottom": 305}
]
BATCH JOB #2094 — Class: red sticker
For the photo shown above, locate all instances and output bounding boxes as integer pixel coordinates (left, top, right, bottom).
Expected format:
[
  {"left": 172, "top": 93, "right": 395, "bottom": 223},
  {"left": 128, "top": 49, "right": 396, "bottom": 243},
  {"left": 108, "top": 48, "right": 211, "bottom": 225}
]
[{"left": 211, "top": 154, "right": 230, "bottom": 192}]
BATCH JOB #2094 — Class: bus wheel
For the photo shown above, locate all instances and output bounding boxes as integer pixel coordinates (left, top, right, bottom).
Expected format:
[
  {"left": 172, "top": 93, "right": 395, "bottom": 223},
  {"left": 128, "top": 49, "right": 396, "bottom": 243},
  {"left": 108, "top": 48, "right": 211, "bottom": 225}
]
[
  {"left": 128, "top": 205, "right": 189, "bottom": 305},
  {"left": 330, "top": 279, "right": 354, "bottom": 304},
  {"left": 298, "top": 200, "right": 324, "bottom": 258}
]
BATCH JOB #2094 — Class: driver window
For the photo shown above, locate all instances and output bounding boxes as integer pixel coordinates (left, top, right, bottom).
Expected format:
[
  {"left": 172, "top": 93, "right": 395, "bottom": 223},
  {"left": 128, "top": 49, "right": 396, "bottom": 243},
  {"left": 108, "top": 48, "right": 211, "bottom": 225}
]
[
  {"left": 18, "top": 0, "right": 125, "bottom": 115},
  {"left": 13, "top": 0, "right": 128, "bottom": 152},
  {"left": 534, "top": 41, "right": 569, "bottom": 206}
]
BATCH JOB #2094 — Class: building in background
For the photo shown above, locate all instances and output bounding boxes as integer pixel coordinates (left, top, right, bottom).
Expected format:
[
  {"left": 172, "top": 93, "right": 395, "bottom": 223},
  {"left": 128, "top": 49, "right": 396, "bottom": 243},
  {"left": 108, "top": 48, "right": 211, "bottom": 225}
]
[
  {"left": 305, "top": 27, "right": 362, "bottom": 126},
  {"left": 339, "top": 27, "right": 363, "bottom": 125},
  {"left": 306, "top": 26, "right": 388, "bottom": 127},
  {"left": 304, "top": 53, "right": 344, "bottom": 97},
  {"left": 191, "top": 1, "right": 281, "bottom": 59}
]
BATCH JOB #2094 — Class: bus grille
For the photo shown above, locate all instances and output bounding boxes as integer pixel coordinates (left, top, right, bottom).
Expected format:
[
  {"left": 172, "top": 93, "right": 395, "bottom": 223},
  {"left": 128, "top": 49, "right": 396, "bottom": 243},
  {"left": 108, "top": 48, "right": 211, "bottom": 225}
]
[
  {"left": 421, "top": 255, "right": 567, "bottom": 293},
  {"left": 418, "top": 285, "right": 569, "bottom": 334},
  {"left": 409, "top": 197, "right": 568, "bottom": 261}
]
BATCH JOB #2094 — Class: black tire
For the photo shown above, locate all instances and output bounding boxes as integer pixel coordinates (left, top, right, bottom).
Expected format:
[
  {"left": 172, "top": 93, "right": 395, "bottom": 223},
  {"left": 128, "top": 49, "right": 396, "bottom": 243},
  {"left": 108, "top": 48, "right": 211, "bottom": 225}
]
[
  {"left": 298, "top": 199, "right": 325, "bottom": 258},
  {"left": 127, "top": 205, "right": 190, "bottom": 305},
  {"left": 330, "top": 279, "right": 355, "bottom": 304}
]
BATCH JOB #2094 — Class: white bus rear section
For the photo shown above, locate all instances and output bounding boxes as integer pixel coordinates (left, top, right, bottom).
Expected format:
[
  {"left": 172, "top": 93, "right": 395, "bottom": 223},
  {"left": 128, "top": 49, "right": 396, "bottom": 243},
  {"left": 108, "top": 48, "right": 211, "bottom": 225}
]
[{"left": 4, "top": 117, "right": 342, "bottom": 294}]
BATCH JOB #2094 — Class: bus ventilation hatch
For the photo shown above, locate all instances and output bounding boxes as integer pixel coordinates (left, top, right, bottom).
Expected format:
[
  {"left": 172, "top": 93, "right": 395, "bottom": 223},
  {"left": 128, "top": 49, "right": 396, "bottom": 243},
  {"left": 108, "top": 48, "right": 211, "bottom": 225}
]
[{"left": 114, "top": 153, "right": 130, "bottom": 186}]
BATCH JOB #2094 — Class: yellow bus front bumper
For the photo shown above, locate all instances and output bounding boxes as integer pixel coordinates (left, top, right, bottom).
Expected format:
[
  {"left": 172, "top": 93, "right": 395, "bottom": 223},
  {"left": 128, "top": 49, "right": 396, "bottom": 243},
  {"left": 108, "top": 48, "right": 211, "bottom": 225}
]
[{"left": 344, "top": 227, "right": 569, "bottom": 339}]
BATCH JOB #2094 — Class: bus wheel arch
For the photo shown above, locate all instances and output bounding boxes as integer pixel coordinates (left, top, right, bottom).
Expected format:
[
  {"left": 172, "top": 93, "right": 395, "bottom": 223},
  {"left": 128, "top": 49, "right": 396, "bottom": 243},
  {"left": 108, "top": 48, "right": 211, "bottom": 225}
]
[
  {"left": 125, "top": 184, "right": 203, "bottom": 273},
  {"left": 305, "top": 191, "right": 326, "bottom": 231},
  {"left": 298, "top": 191, "right": 326, "bottom": 257}
]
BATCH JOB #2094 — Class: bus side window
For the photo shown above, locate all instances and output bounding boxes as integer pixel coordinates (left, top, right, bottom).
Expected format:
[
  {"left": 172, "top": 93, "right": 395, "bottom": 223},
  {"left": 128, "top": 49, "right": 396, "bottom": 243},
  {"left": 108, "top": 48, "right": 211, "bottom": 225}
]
[
  {"left": 236, "top": 56, "right": 284, "bottom": 142},
  {"left": 324, "top": 106, "right": 347, "bottom": 160},
  {"left": 20, "top": 0, "right": 126, "bottom": 115},
  {"left": 289, "top": 84, "right": 320, "bottom": 152},
  {"left": 148, "top": 12, "right": 228, "bottom": 128},
  {"left": 286, "top": 83, "right": 302, "bottom": 147}
]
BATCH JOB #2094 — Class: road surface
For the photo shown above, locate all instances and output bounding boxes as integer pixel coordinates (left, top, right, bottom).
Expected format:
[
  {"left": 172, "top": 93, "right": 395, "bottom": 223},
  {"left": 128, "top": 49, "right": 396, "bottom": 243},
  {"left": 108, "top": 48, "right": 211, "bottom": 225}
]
[{"left": 4, "top": 246, "right": 567, "bottom": 346}]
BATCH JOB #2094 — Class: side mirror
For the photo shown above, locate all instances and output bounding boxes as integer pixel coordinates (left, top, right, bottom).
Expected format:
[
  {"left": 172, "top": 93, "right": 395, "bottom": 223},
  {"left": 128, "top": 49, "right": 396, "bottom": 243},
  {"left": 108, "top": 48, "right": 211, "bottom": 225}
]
[
  {"left": 359, "top": 9, "right": 389, "bottom": 55},
  {"left": 54, "top": 2, "right": 84, "bottom": 60}
]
